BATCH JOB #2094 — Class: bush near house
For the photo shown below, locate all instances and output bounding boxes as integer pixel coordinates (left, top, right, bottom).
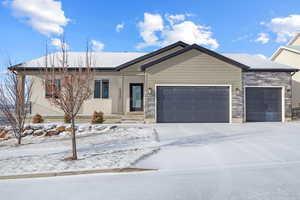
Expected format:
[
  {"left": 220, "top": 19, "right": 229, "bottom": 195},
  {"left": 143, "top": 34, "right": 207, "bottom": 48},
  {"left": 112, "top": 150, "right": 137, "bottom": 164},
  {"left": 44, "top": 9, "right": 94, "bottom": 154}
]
[
  {"left": 91, "top": 111, "right": 104, "bottom": 124},
  {"left": 64, "top": 114, "right": 71, "bottom": 123},
  {"left": 32, "top": 114, "right": 44, "bottom": 123}
]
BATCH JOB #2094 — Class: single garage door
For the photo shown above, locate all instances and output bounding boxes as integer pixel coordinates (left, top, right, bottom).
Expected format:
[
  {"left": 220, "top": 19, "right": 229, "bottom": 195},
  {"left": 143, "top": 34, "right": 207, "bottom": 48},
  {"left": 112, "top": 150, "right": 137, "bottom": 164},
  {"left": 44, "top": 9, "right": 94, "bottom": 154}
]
[
  {"left": 156, "top": 86, "right": 230, "bottom": 123},
  {"left": 245, "top": 87, "right": 282, "bottom": 122}
]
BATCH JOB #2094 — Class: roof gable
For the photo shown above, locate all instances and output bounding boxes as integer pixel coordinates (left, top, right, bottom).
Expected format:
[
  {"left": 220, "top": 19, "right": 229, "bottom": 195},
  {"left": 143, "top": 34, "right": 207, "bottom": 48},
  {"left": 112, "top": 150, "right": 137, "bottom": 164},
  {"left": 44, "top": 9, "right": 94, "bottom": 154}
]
[
  {"left": 141, "top": 44, "right": 250, "bottom": 71},
  {"left": 115, "top": 41, "right": 188, "bottom": 71},
  {"left": 272, "top": 46, "right": 300, "bottom": 61}
]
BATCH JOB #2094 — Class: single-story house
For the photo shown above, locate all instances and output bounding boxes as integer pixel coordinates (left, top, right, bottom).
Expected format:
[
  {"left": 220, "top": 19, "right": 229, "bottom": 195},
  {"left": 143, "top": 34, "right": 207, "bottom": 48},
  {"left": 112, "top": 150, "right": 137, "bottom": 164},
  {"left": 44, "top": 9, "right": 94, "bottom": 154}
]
[
  {"left": 272, "top": 33, "right": 300, "bottom": 109},
  {"left": 10, "top": 41, "right": 298, "bottom": 123}
]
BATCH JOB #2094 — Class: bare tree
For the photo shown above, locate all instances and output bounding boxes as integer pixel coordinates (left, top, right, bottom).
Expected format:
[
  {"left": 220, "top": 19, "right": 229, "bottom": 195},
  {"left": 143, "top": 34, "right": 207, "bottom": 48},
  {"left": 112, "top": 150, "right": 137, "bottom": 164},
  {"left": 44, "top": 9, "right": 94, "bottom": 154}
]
[
  {"left": 0, "top": 68, "right": 33, "bottom": 145},
  {"left": 43, "top": 38, "right": 93, "bottom": 160}
]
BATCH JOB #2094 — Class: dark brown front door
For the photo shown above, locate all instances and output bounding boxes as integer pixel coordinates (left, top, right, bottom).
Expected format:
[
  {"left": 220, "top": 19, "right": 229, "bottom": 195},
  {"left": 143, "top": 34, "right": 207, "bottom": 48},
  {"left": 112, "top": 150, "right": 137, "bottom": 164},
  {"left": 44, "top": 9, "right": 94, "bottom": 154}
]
[{"left": 130, "top": 83, "right": 144, "bottom": 112}]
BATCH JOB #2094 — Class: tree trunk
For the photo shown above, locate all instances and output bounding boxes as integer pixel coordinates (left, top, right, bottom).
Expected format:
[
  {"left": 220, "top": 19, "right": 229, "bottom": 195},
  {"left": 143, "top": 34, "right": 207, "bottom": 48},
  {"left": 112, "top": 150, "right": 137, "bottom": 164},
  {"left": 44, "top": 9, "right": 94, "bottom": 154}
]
[
  {"left": 71, "top": 117, "right": 77, "bottom": 160},
  {"left": 17, "top": 135, "right": 21, "bottom": 145}
]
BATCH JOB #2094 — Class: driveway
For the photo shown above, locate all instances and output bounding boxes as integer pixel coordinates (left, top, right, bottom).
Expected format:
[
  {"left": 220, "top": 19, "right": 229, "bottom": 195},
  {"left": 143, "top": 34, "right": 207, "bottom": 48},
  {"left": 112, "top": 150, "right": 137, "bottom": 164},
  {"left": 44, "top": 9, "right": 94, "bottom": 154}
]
[
  {"left": 135, "top": 123, "right": 300, "bottom": 170},
  {"left": 2, "top": 123, "right": 300, "bottom": 200}
]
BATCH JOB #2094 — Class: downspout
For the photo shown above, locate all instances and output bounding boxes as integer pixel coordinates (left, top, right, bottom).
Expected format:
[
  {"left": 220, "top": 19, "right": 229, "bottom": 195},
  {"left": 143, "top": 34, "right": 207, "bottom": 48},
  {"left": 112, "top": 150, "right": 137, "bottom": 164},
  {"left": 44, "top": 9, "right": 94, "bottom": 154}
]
[
  {"left": 291, "top": 71, "right": 296, "bottom": 120},
  {"left": 144, "top": 70, "right": 146, "bottom": 119},
  {"left": 121, "top": 72, "right": 124, "bottom": 115}
]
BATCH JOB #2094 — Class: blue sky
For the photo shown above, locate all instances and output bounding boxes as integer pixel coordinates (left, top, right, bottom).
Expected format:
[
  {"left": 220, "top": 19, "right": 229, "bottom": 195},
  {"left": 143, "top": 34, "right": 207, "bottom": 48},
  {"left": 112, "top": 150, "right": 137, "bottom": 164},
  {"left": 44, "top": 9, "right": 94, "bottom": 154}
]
[{"left": 0, "top": 0, "right": 300, "bottom": 71}]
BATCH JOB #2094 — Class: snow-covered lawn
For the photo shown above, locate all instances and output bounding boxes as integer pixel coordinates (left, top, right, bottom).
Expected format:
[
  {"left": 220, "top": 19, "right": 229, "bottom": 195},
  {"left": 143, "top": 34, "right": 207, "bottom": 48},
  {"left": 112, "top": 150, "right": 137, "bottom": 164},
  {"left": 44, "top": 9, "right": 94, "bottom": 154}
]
[{"left": 0, "top": 124, "right": 159, "bottom": 176}]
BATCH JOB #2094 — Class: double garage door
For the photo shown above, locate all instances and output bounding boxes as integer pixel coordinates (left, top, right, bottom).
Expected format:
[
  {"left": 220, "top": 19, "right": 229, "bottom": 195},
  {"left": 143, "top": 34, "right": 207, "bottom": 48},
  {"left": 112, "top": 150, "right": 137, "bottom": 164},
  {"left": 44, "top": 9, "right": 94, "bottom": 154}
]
[
  {"left": 156, "top": 86, "right": 230, "bottom": 123},
  {"left": 156, "top": 86, "right": 283, "bottom": 123}
]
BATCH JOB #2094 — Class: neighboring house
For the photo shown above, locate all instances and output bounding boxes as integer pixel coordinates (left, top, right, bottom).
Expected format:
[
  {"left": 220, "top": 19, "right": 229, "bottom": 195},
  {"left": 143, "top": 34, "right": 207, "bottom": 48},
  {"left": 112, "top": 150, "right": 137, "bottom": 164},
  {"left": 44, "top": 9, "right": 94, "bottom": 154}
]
[
  {"left": 272, "top": 33, "right": 300, "bottom": 109},
  {"left": 9, "top": 41, "right": 298, "bottom": 123}
]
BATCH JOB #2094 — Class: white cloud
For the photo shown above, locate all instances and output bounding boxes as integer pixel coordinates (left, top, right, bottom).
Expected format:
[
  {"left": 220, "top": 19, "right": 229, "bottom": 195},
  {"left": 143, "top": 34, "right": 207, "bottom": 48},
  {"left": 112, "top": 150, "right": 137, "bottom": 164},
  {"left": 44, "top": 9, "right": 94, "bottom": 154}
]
[
  {"left": 162, "top": 21, "right": 219, "bottom": 49},
  {"left": 91, "top": 40, "right": 105, "bottom": 52},
  {"left": 255, "top": 32, "right": 270, "bottom": 44},
  {"left": 136, "top": 13, "right": 218, "bottom": 50},
  {"left": 50, "top": 38, "right": 69, "bottom": 50},
  {"left": 136, "top": 13, "right": 164, "bottom": 49},
  {"left": 262, "top": 14, "right": 300, "bottom": 43},
  {"left": 116, "top": 23, "right": 124, "bottom": 32},
  {"left": 7, "top": 0, "right": 69, "bottom": 36},
  {"left": 165, "top": 14, "right": 186, "bottom": 25}
]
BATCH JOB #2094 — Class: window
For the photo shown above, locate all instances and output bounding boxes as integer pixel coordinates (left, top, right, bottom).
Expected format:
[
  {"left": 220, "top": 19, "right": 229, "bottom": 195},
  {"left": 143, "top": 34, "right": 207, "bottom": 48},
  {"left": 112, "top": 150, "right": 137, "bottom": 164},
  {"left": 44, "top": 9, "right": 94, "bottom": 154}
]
[
  {"left": 45, "top": 79, "right": 61, "bottom": 98},
  {"left": 102, "top": 80, "right": 109, "bottom": 99},
  {"left": 94, "top": 80, "right": 109, "bottom": 99}
]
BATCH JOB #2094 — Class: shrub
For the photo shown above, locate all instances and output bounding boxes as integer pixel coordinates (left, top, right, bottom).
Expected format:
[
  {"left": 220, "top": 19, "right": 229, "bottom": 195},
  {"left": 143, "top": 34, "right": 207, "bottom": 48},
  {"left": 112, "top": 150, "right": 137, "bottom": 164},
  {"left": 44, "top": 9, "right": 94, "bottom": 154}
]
[
  {"left": 91, "top": 111, "right": 104, "bottom": 124},
  {"left": 32, "top": 114, "right": 44, "bottom": 123},
  {"left": 64, "top": 114, "right": 71, "bottom": 123}
]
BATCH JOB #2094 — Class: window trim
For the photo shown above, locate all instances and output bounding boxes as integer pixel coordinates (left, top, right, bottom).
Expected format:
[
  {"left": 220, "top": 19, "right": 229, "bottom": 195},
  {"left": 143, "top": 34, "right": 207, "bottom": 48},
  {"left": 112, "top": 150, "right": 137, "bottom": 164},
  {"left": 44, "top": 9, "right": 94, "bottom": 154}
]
[{"left": 94, "top": 79, "right": 110, "bottom": 99}]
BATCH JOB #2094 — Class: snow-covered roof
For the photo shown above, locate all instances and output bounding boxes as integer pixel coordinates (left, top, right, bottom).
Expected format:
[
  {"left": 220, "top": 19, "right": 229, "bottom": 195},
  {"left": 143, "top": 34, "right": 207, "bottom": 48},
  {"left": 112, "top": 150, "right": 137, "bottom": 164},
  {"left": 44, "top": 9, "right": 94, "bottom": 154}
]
[
  {"left": 17, "top": 52, "right": 147, "bottom": 69},
  {"left": 11, "top": 45, "right": 298, "bottom": 72},
  {"left": 223, "top": 53, "right": 297, "bottom": 71}
]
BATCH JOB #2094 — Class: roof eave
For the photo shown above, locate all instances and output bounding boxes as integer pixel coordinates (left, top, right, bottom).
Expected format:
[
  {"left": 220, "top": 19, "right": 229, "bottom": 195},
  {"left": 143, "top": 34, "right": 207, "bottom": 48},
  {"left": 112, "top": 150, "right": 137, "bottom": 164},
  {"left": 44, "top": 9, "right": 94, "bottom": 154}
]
[
  {"left": 247, "top": 68, "right": 299, "bottom": 72},
  {"left": 8, "top": 67, "right": 117, "bottom": 72}
]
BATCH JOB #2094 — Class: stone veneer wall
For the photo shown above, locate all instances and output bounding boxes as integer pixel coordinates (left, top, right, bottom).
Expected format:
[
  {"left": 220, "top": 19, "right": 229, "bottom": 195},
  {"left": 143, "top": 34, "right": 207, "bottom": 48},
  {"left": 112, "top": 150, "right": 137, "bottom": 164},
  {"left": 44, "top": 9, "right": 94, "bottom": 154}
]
[
  {"left": 144, "top": 93, "right": 155, "bottom": 119},
  {"left": 243, "top": 72, "right": 293, "bottom": 121},
  {"left": 232, "top": 86, "right": 243, "bottom": 122}
]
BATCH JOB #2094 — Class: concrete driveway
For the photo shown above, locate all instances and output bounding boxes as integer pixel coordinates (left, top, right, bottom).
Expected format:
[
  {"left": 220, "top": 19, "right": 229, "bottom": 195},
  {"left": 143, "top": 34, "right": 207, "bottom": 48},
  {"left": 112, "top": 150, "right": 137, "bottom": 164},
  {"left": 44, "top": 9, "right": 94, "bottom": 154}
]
[{"left": 136, "top": 123, "right": 300, "bottom": 170}]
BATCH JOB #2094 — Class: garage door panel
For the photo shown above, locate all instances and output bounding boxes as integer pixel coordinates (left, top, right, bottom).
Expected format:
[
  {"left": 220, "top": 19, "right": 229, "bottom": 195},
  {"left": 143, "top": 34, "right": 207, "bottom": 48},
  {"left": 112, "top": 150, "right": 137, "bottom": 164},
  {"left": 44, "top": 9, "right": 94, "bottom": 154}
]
[
  {"left": 246, "top": 87, "right": 282, "bottom": 122},
  {"left": 157, "top": 86, "right": 230, "bottom": 123}
]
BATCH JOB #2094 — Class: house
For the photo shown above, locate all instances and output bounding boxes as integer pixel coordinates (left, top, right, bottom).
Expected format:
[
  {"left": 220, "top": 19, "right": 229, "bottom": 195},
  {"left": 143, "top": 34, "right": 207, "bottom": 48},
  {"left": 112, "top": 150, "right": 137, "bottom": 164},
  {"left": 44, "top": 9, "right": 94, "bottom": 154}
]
[
  {"left": 272, "top": 33, "right": 300, "bottom": 110},
  {"left": 9, "top": 41, "right": 298, "bottom": 123}
]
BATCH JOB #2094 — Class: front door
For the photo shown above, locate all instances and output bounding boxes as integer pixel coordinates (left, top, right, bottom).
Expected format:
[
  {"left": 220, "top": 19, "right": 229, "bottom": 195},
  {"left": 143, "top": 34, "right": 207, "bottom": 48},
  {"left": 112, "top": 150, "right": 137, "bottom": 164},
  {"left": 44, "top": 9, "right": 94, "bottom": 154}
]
[{"left": 130, "top": 83, "right": 144, "bottom": 112}]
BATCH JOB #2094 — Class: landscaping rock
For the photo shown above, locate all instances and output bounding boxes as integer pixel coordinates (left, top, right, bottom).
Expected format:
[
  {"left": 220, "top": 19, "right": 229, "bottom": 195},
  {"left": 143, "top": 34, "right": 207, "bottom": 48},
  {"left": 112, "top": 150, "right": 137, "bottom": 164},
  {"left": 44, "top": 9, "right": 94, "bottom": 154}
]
[
  {"left": 44, "top": 124, "right": 57, "bottom": 130},
  {"left": 110, "top": 125, "right": 118, "bottom": 130},
  {"left": 23, "top": 129, "right": 34, "bottom": 136},
  {"left": 56, "top": 126, "right": 66, "bottom": 132},
  {"left": 0, "top": 130, "right": 8, "bottom": 138},
  {"left": 31, "top": 125, "right": 43, "bottom": 130},
  {"left": 33, "top": 129, "right": 45, "bottom": 136},
  {"left": 45, "top": 130, "right": 60, "bottom": 136},
  {"left": 24, "top": 125, "right": 33, "bottom": 130},
  {"left": 3, "top": 135, "right": 12, "bottom": 140},
  {"left": 65, "top": 127, "right": 77, "bottom": 132}
]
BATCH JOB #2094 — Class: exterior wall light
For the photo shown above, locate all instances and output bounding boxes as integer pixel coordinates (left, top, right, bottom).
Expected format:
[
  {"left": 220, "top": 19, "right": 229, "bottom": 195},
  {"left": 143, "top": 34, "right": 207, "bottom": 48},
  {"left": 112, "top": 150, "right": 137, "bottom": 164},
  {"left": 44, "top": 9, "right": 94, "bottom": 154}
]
[{"left": 148, "top": 88, "right": 153, "bottom": 95}]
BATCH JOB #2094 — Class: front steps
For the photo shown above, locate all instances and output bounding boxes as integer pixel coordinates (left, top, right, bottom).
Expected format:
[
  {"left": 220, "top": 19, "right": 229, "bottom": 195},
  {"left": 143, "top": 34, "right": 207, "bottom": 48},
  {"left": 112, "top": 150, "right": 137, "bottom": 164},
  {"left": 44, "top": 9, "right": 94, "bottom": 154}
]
[{"left": 121, "top": 113, "right": 145, "bottom": 124}]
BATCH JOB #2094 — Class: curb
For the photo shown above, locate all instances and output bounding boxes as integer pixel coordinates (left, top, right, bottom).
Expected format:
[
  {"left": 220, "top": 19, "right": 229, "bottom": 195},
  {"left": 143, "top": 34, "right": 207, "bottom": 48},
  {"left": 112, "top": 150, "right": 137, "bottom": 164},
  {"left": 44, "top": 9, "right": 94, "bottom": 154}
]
[{"left": 0, "top": 168, "right": 156, "bottom": 180}]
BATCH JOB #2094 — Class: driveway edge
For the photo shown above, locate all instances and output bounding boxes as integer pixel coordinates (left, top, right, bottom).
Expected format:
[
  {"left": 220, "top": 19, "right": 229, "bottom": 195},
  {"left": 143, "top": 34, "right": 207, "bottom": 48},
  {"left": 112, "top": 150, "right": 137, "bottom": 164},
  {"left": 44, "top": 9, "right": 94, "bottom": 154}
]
[{"left": 0, "top": 168, "right": 156, "bottom": 180}]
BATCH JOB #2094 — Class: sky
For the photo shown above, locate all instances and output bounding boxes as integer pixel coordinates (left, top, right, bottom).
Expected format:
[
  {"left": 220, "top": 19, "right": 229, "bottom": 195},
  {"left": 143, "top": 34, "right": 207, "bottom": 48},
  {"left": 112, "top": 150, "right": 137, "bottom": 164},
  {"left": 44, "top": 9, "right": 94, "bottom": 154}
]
[{"left": 0, "top": 0, "right": 300, "bottom": 72}]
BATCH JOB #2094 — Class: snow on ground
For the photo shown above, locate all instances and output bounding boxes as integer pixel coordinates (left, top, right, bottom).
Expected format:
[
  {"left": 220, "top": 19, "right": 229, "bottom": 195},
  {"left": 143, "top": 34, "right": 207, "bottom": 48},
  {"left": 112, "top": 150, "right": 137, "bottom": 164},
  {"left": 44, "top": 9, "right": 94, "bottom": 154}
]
[
  {"left": 0, "top": 124, "right": 159, "bottom": 176},
  {"left": 2, "top": 123, "right": 300, "bottom": 200}
]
